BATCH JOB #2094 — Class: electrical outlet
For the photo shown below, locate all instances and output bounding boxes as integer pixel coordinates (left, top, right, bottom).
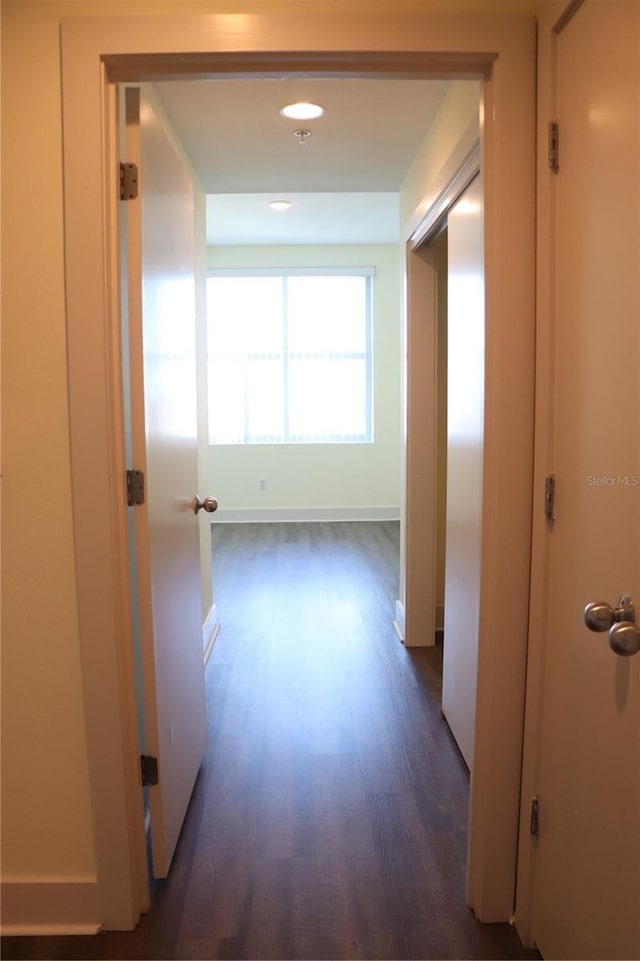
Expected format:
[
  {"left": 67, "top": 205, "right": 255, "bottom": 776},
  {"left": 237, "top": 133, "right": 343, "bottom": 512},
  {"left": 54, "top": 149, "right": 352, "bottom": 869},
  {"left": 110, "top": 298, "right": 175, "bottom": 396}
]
[{"left": 258, "top": 479, "right": 267, "bottom": 491}]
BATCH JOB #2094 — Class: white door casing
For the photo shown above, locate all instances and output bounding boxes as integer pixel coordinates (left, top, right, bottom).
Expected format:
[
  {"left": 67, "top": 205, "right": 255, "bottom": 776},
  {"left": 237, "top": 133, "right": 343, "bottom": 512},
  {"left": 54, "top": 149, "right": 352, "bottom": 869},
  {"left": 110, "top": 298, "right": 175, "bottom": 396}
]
[
  {"left": 60, "top": 14, "right": 535, "bottom": 928},
  {"left": 124, "top": 87, "right": 207, "bottom": 879},
  {"left": 519, "top": 2, "right": 640, "bottom": 956},
  {"left": 442, "top": 174, "right": 484, "bottom": 772}
]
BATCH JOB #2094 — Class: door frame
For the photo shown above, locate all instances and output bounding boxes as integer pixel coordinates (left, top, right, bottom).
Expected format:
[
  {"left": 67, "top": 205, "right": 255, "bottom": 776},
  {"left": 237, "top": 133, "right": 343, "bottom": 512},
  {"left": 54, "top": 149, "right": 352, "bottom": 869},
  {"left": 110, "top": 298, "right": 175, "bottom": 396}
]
[
  {"left": 60, "top": 12, "right": 536, "bottom": 929},
  {"left": 514, "top": 0, "right": 597, "bottom": 947},
  {"left": 402, "top": 136, "right": 480, "bottom": 651}
]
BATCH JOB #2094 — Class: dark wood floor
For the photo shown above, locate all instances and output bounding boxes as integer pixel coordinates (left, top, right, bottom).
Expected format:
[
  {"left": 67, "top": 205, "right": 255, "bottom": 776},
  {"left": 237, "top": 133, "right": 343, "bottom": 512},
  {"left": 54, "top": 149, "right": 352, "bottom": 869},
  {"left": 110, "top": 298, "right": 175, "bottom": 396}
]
[{"left": 2, "top": 522, "right": 539, "bottom": 961}]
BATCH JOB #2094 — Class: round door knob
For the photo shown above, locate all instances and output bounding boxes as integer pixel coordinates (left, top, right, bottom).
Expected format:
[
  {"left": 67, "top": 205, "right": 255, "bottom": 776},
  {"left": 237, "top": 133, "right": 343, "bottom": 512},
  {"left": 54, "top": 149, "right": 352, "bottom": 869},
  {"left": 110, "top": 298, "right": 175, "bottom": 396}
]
[
  {"left": 584, "top": 600, "right": 616, "bottom": 632},
  {"left": 584, "top": 595, "right": 635, "bottom": 634},
  {"left": 608, "top": 621, "right": 640, "bottom": 657},
  {"left": 193, "top": 495, "right": 218, "bottom": 514}
]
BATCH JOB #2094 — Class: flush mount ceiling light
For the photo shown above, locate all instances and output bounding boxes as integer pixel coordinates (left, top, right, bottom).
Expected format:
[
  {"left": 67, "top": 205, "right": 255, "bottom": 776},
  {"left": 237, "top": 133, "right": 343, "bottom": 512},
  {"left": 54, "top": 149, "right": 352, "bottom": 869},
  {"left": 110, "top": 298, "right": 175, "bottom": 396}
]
[
  {"left": 280, "top": 101, "right": 325, "bottom": 121},
  {"left": 269, "top": 200, "right": 293, "bottom": 211}
]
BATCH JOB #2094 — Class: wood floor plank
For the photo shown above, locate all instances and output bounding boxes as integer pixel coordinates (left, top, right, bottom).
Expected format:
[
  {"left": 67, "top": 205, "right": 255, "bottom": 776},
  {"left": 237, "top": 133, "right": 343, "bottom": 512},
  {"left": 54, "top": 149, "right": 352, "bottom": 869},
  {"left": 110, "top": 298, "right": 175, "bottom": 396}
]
[{"left": 1, "top": 522, "right": 539, "bottom": 961}]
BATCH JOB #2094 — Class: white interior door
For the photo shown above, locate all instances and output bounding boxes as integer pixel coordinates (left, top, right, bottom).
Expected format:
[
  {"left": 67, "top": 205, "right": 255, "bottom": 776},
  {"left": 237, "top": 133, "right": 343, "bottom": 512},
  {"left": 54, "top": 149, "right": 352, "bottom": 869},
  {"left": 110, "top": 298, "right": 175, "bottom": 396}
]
[
  {"left": 530, "top": 3, "right": 640, "bottom": 957},
  {"left": 124, "top": 87, "right": 207, "bottom": 879},
  {"left": 442, "top": 174, "right": 484, "bottom": 771}
]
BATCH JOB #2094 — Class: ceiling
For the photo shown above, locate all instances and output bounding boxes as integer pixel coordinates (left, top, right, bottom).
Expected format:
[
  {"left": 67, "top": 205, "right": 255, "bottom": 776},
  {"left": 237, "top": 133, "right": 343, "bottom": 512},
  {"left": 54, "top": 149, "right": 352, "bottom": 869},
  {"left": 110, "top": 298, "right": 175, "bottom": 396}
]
[{"left": 154, "top": 77, "right": 453, "bottom": 245}]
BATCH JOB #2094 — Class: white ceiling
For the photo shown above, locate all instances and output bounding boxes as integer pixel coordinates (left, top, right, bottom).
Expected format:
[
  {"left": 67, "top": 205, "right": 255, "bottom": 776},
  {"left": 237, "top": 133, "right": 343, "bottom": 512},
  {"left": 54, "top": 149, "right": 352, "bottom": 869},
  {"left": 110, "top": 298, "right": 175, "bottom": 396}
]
[
  {"left": 154, "top": 77, "right": 453, "bottom": 245},
  {"left": 205, "top": 192, "right": 400, "bottom": 246}
]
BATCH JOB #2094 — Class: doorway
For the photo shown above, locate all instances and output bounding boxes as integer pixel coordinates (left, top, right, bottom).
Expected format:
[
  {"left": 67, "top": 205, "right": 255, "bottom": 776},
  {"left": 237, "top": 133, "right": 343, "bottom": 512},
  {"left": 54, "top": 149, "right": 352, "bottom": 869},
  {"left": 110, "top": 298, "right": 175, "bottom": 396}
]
[
  {"left": 125, "top": 72, "right": 483, "bottom": 899},
  {"left": 60, "top": 14, "right": 536, "bottom": 930},
  {"left": 406, "top": 170, "right": 486, "bottom": 776}
]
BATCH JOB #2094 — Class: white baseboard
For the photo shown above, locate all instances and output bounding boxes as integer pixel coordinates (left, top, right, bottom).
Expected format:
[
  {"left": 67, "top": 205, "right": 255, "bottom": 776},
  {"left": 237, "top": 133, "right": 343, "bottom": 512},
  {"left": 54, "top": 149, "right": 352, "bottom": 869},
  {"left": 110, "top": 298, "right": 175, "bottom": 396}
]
[
  {"left": 203, "top": 604, "right": 220, "bottom": 666},
  {"left": 394, "top": 601, "right": 443, "bottom": 643},
  {"left": 211, "top": 507, "right": 401, "bottom": 524},
  {"left": 0, "top": 878, "right": 101, "bottom": 935},
  {"left": 393, "top": 599, "right": 406, "bottom": 642}
]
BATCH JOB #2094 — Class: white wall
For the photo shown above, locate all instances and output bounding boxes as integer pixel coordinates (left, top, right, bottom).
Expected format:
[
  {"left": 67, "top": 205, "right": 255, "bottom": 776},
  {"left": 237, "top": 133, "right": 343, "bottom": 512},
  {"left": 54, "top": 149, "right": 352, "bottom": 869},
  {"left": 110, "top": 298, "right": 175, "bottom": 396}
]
[
  {"left": 435, "top": 229, "right": 448, "bottom": 629},
  {"left": 396, "top": 79, "right": 480, "bottom": 631},
  {"left": 2, "top": 0, "right": 97, "bottom": 889},
  {"left": 206, "top": 244, "right": 401, "bottom": 520},
  {"left": 400, "top": 80, "right": 481, "bottom": 241}
]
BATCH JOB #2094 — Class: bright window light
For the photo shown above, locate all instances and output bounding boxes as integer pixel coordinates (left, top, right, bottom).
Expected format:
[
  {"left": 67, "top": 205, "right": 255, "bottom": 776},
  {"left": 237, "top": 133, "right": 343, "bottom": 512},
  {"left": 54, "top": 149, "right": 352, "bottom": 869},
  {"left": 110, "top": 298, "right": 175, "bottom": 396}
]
[{"left": 206, "top": 269, "right": 374, "bottom": 445}]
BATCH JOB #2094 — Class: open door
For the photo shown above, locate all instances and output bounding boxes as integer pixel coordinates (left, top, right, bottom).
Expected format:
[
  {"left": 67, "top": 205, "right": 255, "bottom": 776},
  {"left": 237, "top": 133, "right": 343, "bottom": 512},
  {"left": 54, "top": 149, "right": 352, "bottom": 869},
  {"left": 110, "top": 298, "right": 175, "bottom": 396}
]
[
  {"left": 123, "top": 87, "right": 207, "bottom": 878},
  {"left": 441, "top": 174, "right": 484, "bottom": 771},
  {"left": 528, "top": 3, "right": 639, "bottom": 956}
]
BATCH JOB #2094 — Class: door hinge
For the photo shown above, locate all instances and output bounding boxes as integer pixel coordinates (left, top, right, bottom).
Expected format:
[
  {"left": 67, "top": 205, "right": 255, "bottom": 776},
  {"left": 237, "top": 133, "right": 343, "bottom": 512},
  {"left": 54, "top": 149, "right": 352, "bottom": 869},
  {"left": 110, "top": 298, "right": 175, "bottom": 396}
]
[
  {"left": 126, "top": 469, "right": 145, "bottom": 506},
  {"left": 544, "top": 473, "right": 556, "bottom": 522},
  {"left": 140, "top": 754, "right": 159, "bottom": 787},
  {"left": 548, "top": 122, "right": 559, "bottom": 173},
  {"left": 120, "top": 161, "right": 139, "bottom": 200},
  {"left": 530, "top": 796, "right": 541, "bottom": 836}
]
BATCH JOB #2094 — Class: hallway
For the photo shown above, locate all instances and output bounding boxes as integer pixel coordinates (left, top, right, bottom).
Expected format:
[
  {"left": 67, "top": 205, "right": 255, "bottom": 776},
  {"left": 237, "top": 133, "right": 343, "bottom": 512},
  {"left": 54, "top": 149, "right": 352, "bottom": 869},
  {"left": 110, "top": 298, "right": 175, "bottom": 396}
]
[{"left": 3, "top": 523, "right": 538, "bottom": 960}]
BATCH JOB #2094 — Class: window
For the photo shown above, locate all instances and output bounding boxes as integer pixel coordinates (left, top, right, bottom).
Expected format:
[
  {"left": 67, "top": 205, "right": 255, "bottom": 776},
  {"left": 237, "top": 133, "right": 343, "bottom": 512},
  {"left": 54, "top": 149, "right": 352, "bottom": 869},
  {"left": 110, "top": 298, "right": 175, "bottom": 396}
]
[{"left": 207, "top": 268, "right": 374, "bottom": 444}]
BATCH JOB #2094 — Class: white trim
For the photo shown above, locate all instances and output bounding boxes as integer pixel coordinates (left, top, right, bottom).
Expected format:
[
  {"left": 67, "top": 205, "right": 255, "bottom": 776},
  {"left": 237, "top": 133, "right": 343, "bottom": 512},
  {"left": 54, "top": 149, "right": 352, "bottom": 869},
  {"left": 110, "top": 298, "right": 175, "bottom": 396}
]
[
  {"left": 61, "top": 46, "right": 148, "bottom": 930},
  {"left": 209, "top": 266, "right": 376, "bottom": 277},
  {"left": 402, "top": 102, "right": 482, "bottom": 244},
  {"left": 0, "top": 879, "right": 101, "bottom": 935},
  {"left": 404, "top": 241, "right": 438, "bottom": 650},
  {"left": 202, "top": 604, "right": 220, "bottom": 666},
  {"left": 410, "top": 141, "right": 481, "bottom": 249},
  {"left": 465, "top": 34, "right": 536, "bottom": 920},
  {"left": 203, "top": 624, "right": 220, "bottom": 666},
  {"left": 211, "top": 507, "right": 401, "bottom": 524},
  {"left": 394, "top": 599, "right": 406, "bottom": 641},
  {"left": 202, "top": 603, "right": 219, "bottom": 643},
  {"left": 515, "top": 2, "right": 567, "bottom": 944}
]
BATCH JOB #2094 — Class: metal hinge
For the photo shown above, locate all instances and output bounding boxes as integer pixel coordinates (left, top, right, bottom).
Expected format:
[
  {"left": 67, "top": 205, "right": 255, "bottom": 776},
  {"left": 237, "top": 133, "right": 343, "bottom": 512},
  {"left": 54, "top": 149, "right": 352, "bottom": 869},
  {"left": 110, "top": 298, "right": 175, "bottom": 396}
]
[
  {"left": 548, "top": 122, "right": 559, "bottom": 172},
  {"left": 140, "top": 754, "right": 159, "bottom": 787},
  {"left": 544, "top": 473, "right": 556, "bottom": 522},
  {"left": 530, "top": 796, "right": 541, "bottom": 836},
  {"left": 120, "top": 162, "right": 139, "bottom": 200},
  {"left": 126, "top": 469, "right": 145, "bottom": 506}
]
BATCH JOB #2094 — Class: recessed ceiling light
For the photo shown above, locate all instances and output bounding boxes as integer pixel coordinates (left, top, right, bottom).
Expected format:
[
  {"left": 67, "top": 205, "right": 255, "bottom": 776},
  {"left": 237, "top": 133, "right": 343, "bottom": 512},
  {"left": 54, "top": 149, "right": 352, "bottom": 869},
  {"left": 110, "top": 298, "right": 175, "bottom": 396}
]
[
  {"left": 269, "top": 200, "right": 292, "bottom": 211},
  {"left": 280, "top": 102, "right": 325, "bottom": 121}
]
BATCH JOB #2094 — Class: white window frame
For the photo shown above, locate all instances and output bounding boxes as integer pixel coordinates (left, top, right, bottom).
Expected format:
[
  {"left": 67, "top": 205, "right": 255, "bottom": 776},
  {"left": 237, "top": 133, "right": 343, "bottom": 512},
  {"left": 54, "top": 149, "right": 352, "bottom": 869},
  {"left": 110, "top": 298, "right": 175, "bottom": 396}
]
[{"left": 206, "top": 266, "right": 375, "bottom": 445}]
